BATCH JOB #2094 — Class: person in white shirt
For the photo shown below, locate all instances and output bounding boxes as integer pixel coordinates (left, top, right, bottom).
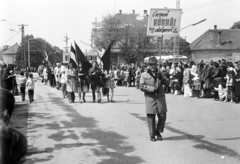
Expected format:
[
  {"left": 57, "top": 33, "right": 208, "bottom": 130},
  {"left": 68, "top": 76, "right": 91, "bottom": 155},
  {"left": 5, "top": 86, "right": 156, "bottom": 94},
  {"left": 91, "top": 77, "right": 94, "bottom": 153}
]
[
  {"left": 19, "top": 71, "right": 27, "bottom": 101},
  {"left": 60, "top": 69, "right": 68, "bottom": 98},
  {"left": 26, "top": 73, "right": 35, "bottom": 103},
  {"left": 54, "top": 63, "right": 61, "bottom": 89}
]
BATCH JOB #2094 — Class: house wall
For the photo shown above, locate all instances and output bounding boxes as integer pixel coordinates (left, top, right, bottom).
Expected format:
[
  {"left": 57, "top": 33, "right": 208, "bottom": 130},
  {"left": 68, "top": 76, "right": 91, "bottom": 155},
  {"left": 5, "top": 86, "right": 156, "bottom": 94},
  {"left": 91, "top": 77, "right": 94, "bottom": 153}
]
[
  {"left": 3, "top": 54, "right": 16, "bottom": 65},
  {"left": 191, "top": 50, "right": 240, "bottom": 63}
]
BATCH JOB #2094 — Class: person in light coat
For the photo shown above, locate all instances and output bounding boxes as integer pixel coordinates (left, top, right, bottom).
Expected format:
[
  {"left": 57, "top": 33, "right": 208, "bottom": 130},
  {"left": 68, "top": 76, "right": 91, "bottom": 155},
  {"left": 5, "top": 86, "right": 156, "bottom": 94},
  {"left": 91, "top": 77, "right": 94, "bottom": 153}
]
[{"left": 140, "top": 57, "right": 169, "bottom": 142}]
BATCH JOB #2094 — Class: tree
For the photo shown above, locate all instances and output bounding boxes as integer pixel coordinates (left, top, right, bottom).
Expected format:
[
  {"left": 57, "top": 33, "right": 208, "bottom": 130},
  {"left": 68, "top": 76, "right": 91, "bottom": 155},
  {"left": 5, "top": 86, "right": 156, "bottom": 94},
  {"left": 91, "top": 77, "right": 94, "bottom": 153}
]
[
  {"left": 230, "top": 21, "right": 240, "bottom": 29},
  {"left": 18, "top": 35, "right": 63, "bottom": 68}
]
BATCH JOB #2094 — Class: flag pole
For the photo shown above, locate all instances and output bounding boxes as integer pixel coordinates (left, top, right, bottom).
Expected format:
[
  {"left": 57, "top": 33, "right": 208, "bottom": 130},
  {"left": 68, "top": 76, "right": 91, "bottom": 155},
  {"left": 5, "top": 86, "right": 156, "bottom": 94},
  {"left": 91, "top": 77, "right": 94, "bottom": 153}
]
[{"left": 158, "top": 36, "right": 163, "bottom": 72}]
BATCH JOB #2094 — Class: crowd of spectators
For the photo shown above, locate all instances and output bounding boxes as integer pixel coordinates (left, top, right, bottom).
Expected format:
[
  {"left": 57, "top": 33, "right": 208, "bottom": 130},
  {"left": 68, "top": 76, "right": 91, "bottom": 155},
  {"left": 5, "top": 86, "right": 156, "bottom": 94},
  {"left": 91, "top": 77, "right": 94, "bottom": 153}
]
[
  {"left": 158, "top": 59, "right": 240, "bottom": 104},
  {"left": 0, "top": 64, "right": 27, "bottom": 164}
]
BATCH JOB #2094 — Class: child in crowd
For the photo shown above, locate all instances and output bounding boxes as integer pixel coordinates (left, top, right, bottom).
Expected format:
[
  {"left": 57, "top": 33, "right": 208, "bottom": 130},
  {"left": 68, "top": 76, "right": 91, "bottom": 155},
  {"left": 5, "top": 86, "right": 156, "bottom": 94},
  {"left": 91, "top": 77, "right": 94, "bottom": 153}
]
[
  {"left": 19, "top": 71, "right": 27, "bottom": 101},
  {"left": 26, "top": 73, "right": 35, "bottom": 103},
  {"left": 135, "top": 66, "right": 141, "bottom": 89},
  {"left": 192, "top": 76, "right": 201, "bottom": 98},
  {"left": 124, "top": 69, "right": 129, "bottom": 87},
  {"left": 225, "top": 66, "right": 235, "bottom": 102},
  {"left": 214, "top": 81, "right": 227, "bottom": 101}
]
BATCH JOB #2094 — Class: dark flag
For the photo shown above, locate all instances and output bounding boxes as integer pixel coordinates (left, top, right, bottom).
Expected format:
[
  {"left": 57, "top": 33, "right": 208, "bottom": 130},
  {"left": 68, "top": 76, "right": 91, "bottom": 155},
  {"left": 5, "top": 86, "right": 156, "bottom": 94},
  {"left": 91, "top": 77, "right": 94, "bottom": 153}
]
[
  {"left": 74, "top": 42, "right": 92, "bottom": 72},
  {"left": 101, "top": 41, "right": 114, "bottom": 72},
  {"left": 70, "top": 45, "right": 78, "bottom": 69}
]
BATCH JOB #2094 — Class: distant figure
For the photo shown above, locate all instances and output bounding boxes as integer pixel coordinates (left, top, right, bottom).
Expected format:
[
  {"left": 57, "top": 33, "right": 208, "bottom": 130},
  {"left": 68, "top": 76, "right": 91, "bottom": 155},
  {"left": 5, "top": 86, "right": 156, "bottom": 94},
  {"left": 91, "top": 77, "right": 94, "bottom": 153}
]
[
  {"left": 18, "top": 71, "right": 27, "bottom": 101},
  {"left": 26, "top": 73, "right": 35, "bottom": 103}
]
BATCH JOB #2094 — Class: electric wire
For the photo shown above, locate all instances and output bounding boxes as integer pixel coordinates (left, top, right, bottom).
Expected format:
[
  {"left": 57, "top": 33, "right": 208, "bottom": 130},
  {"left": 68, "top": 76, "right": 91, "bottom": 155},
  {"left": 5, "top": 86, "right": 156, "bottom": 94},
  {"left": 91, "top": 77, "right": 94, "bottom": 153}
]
[
  {"left": 183, "top": 0, "right": 234, "bottom": 12},
  {"left": 0, "top": 33, "right": 19, "bottom": 46}
]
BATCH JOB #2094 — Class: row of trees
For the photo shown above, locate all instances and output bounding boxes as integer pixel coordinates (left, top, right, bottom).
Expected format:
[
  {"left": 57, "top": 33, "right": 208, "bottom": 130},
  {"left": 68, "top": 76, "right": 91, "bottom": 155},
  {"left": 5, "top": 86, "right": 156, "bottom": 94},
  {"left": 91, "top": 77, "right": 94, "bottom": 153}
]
[
  {"left": 15, "top": 35, "right": 63, "bottom": 68},
  {"left": 91, "top": 13, "right": 191, "bottom": 64}
]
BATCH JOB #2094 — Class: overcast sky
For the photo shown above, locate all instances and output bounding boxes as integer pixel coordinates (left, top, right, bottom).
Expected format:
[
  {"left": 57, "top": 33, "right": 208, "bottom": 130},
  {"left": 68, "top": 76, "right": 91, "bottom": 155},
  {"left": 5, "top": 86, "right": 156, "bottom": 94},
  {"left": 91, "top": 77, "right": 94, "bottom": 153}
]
[{"left": 1, "top": 0, "right": 240, "bottom": 52}]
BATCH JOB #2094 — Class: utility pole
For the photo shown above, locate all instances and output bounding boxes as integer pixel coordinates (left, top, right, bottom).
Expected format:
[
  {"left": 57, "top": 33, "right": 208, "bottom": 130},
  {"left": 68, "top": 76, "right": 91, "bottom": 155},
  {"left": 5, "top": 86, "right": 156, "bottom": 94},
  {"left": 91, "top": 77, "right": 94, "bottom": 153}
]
[
  {"left": 174, "top": 0, "right": 180, "bottom": 62},
  {"left": 63, "top": 33, "right": 70, "bottom": 52},
  {"left": 18, "top": 24, "right": 28, "bottom": 69}
]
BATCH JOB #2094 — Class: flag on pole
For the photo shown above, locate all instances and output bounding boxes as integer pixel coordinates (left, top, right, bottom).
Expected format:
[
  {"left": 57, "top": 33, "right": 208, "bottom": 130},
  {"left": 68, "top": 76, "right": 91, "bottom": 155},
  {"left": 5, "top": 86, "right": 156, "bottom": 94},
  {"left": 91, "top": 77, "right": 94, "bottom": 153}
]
[
  {"left": 74, "top": 41, "right": 92, "bottom": 72},
  {"left": 96, "top": 48, "right": 105, "bottom": 66},
  {"left": 43, "top": 51, "right": 48, "bottom": 61},
  {"left": 70, "top": 45, "right": 78, "bottom": 69},
  {"left": 101, "top": 41, "right": 114, "bottom": 72}
]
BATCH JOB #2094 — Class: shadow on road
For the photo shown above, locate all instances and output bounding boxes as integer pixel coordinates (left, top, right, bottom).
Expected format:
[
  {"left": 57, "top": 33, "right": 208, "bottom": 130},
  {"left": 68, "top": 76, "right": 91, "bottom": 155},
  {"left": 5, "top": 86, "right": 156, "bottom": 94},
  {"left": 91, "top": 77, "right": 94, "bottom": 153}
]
[
  {"left": 131, "top": 113, "right": 240, "bottom": 161},
  {"left": 25, "top": 92, "right": 144, "bottom": 164}
]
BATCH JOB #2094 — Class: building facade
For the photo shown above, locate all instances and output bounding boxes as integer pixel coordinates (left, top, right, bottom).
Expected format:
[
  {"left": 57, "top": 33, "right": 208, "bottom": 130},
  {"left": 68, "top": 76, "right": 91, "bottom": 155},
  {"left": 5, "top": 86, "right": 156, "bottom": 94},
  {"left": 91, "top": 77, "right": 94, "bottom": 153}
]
[{"left": 190, "top": 27, "right": 240, "bottom": 63}]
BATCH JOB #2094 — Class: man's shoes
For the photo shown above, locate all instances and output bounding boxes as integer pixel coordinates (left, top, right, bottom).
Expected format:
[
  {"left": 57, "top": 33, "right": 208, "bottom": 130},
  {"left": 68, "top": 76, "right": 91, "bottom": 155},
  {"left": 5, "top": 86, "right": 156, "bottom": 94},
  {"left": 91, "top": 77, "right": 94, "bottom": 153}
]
[
  {"left": 156, "top": 132, "right": 163, "bottom": 141},
  {"left": 98, "top": 100, "right": 101, "bottom": 103},
  {"left": 150, "top": 137, "right": 156, "bottom": 142}
]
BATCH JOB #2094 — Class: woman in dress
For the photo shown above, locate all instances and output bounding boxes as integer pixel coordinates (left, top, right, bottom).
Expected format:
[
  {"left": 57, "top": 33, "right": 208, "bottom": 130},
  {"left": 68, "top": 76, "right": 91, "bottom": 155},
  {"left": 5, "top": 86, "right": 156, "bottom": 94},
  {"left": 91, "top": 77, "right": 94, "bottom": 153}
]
[
  {"left": 67, "top": 64, "right": 76, "bottom": 103},
  {"left": 89, "top": 61, "right": 103, "bottom": 103}
]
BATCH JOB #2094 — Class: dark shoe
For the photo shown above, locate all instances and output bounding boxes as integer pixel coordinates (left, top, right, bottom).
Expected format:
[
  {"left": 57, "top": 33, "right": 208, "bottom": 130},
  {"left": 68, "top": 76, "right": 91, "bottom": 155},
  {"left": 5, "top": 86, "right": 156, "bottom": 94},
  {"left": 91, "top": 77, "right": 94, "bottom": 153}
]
[
  {"left": 156, "top": 132, "right": 163, "bottom": 141},
  {"left": 150, "top": 137, "right": 156, "bottom": 142},
  {"left": 111, "top": 100, "right": 115, "bottom": 102},
  {"left": 98, "top": 100, "right": 101, "bottom": 103}
]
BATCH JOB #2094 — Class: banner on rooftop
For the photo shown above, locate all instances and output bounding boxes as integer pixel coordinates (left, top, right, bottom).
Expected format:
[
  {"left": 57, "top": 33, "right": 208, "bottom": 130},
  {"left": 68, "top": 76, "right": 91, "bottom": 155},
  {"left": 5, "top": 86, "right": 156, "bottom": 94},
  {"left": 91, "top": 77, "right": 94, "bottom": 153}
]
[{"left": 147, "top": 8, "right": 182, "bottom": 37}]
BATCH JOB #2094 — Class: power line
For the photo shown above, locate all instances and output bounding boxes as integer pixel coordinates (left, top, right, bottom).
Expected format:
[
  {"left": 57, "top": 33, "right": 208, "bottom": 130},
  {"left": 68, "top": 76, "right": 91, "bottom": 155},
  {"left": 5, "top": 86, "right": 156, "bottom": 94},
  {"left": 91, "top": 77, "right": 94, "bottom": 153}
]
[
  {"left": 0, "top": 33, "right": 19, "bottom": 46},
  {"left": 183, "top": 0, "right": 233, "bottom": 12}
]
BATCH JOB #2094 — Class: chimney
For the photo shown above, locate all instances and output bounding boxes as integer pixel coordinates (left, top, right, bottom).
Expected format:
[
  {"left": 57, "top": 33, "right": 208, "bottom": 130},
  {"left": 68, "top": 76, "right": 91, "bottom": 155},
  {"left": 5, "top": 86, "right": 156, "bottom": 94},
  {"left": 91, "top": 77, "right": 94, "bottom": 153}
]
[
  {"left": 218, "top": 31, "right": 222, "bottom": 45},
  {"left": 119, "top": 10, "right": 122, "bottom": 14},
  {"left": 133, "top": 10, "right": 135, "bottom": 14},
  {"left": 144, "top": 10, "right": 148, "bottom": 17},
  {"left": 214, "top": 25, "right": 217, "bottom": 30}
]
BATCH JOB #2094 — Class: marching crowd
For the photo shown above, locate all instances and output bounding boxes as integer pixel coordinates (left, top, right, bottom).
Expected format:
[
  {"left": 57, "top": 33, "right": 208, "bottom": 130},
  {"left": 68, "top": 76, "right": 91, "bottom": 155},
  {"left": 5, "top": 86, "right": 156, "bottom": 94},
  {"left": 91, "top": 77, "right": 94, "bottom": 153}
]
[{"left": 39, "top": 62, "right": 139, "bottom": 103}]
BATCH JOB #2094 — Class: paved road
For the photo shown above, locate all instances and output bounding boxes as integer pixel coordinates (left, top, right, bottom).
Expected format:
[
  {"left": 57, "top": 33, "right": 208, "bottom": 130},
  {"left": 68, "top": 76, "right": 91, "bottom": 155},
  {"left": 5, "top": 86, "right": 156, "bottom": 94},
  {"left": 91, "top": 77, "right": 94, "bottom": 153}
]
[{"left": 12, "top": 76, "right": 240, "bottom": 164}]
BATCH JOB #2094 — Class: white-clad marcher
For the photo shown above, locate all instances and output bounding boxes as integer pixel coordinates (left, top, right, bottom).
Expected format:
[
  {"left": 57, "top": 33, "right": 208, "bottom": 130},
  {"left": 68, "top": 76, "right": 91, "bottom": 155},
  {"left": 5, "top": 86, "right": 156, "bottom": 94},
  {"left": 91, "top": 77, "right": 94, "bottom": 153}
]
[{"left": 54, "top": 63, "right": 62, "bottom": 89}]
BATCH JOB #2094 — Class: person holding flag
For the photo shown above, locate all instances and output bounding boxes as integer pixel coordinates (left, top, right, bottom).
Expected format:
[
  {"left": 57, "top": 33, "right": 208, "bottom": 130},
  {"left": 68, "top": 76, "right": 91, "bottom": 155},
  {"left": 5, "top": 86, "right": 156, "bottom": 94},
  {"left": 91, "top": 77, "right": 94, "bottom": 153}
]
[{"left": 89, "top": 61, "right": 104, "bottom": 103}]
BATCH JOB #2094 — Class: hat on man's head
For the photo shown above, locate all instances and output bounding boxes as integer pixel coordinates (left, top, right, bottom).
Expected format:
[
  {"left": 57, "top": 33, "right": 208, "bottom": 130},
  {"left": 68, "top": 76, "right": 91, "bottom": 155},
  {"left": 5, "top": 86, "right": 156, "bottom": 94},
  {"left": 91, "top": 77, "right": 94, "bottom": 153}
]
[{"left": 148, "top": 57, "right": 158, "bottom": 64}]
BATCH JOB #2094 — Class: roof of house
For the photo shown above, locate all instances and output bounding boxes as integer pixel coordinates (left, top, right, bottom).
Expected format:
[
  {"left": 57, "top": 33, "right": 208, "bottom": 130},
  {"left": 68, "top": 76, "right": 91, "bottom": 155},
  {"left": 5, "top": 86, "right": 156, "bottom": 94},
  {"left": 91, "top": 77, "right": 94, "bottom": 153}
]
[
  {"left": 190, "top": 29, "right": 240, "bottom": 51},
  {"left": 3, "top": 43, "right": 20, "bottom": 54},
  {"left": 0, "top": 49, "right": 3, "bottom": 60}
]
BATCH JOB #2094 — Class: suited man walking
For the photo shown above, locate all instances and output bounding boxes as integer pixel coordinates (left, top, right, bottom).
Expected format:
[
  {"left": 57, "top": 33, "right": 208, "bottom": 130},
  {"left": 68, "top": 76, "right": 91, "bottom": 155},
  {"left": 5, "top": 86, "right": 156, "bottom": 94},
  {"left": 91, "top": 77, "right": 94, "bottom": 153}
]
[{"left": 140, "top": 57, "right": 169, "bottom": 142}]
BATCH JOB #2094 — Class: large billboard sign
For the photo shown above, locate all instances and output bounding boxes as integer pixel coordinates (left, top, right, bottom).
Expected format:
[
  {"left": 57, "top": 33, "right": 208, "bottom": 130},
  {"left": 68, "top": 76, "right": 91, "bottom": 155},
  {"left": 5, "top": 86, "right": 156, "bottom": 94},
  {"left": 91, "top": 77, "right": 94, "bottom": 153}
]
[
  {"left": 147, "top": 8, "right": 182, "bottom": 36},
  {"left": 63, "top": 52, "right": 70, "bottom": 64}
]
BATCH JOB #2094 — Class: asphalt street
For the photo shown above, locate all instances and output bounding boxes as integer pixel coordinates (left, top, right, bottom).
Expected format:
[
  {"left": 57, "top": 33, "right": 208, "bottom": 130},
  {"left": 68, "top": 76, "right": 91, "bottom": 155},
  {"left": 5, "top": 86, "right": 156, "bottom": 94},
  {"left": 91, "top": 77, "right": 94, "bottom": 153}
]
[{"left": 11, "top": 75, "right": 240, "bottom": 164}]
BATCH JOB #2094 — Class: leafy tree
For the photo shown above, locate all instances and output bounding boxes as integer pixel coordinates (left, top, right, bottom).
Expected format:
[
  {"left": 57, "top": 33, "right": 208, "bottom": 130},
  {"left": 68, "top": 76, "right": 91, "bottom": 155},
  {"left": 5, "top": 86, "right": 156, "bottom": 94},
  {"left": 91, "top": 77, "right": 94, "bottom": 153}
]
[
  {"left": 93, "top": 13, "right": 191, "bottom": 65},
  {"left": 17, "top": 35, "right": 63, "bottom": 68},
  {"left": 230, "top": 21, "right": 240, "bottom": 29}
]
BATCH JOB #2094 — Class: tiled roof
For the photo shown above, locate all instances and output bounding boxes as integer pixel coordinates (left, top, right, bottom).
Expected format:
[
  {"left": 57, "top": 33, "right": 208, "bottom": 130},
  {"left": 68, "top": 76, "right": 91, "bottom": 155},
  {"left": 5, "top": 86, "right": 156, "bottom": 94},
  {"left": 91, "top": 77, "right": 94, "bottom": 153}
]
[
  {"left": 190, "top": 29, "right": 240, "bottom": 50},
  {"left": 3, "top": 43, "right": 19, "bottom": 54}
]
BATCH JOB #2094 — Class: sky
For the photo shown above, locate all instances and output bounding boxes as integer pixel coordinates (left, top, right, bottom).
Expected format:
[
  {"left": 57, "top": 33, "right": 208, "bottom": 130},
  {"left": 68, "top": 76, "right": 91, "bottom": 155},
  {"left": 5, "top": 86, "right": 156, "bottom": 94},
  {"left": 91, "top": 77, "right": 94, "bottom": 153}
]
[{"left": 1, "top": 0, "right": 240, "bottom": 52}]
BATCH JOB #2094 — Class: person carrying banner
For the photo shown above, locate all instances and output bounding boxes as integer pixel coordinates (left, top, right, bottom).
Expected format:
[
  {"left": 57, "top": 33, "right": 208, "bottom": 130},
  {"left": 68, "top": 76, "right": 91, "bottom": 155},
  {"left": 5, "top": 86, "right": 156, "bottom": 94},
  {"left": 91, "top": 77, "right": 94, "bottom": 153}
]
[
  {"left": 140, "top": 57, "right": 169, "bottom": 142},
  {"left": 77, "top": 63, "right": 89, "bottom": 103},
  {"left": 89, "top": 61, "right": 104, "bottom": 103}
]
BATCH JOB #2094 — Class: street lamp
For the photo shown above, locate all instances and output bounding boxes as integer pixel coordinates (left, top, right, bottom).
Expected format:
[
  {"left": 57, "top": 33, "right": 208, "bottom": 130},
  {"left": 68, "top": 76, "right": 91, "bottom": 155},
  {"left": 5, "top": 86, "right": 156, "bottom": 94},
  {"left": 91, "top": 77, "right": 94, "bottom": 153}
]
[
  {"left": 28, "top": 38, "right": 40, "bottom": 69},
  {"left": 174, "top": 18, "right": 207, "bottom": 61}
]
